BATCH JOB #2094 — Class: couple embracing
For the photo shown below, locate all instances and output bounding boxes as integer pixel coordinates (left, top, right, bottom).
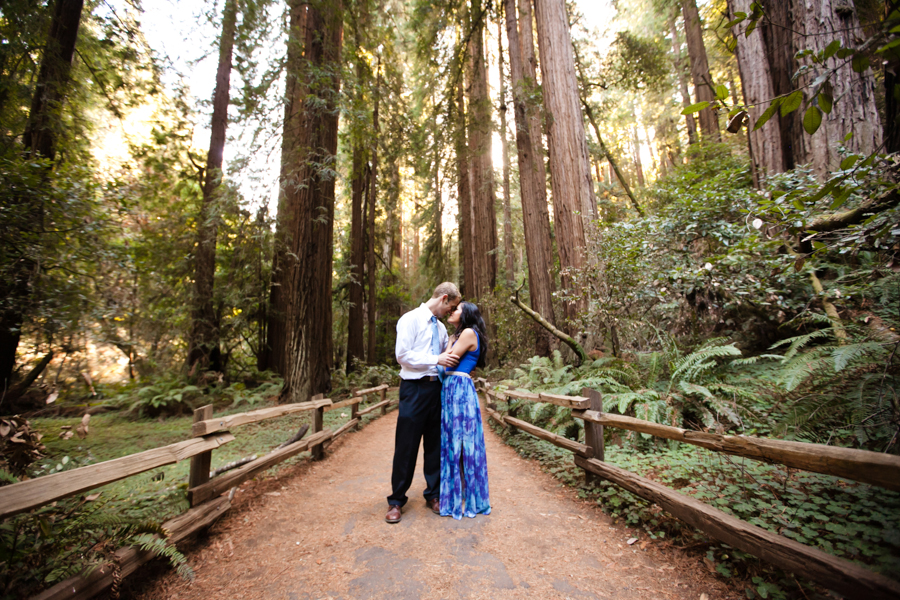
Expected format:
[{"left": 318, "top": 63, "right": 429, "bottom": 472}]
[{"left": 385, "top": 282, "right": 491, "bottom": 523}]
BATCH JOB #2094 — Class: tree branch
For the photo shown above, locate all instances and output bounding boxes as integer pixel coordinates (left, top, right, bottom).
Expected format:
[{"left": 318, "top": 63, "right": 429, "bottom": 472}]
[{"left": 510, "top": 290, "right": 586, "bottom": 365}]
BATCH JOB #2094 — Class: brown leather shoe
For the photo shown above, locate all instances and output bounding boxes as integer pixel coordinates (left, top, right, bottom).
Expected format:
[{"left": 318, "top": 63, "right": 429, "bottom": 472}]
[
  {"left": 385, "top": 505, "right": 401, "bottom": 523},
  {"left": 427, "top": 497, "right": 440, "bottom": 514}
]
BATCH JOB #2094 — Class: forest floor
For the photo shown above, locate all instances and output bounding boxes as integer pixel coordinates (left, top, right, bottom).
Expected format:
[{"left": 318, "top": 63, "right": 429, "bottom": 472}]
[{"left": 128, "top": 407, "right": 744, "bottom": 600}]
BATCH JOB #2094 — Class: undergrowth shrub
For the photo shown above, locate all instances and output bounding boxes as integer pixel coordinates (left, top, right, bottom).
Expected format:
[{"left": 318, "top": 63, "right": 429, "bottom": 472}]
[{"left": 0, "top": 481, "right": 191, "bottom": 598}]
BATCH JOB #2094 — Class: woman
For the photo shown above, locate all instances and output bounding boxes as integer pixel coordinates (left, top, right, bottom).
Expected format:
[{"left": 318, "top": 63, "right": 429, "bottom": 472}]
[{"left": 439, "top": 301, "right": 491, "bottom": 520}]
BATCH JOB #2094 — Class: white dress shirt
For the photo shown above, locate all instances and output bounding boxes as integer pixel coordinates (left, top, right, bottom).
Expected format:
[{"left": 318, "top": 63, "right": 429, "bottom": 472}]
[{"left": 395, "top": 303, "right": 449, "bottom": 380}]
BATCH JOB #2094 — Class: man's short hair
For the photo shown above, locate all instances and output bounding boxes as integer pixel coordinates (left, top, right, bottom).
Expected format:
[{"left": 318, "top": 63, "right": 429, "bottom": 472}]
[{"left": 432, "top": 282, "right": 460, "bottom": 301}]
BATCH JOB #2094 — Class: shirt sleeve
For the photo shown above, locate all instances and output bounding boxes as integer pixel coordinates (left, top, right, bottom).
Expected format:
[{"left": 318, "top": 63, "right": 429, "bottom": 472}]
[{"left": 395, "top": 314, "right": 440, "bottom": 369}]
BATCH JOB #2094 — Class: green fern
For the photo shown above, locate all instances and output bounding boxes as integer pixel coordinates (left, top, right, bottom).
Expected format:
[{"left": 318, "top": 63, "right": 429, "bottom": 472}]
[
  {"left": 131, "top": 533, "right": 194, "bottom": 581},
  {"left": 670, "top": 341, "right": 741, "bottom": 383}
]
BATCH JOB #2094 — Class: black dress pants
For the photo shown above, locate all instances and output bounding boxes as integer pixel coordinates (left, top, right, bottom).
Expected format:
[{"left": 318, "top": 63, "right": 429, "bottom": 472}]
[{"left": 387, "top": 377, "right": 442, "bottom": 507}]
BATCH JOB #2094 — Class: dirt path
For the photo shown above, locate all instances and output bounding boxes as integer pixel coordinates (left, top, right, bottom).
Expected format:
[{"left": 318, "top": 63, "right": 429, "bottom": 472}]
[{"left": 134, "top": 408, "right": 743, "bottom": 600}]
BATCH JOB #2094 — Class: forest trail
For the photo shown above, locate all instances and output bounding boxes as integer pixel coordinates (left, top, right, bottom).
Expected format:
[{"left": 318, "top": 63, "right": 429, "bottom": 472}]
[{"left": 135, "top": 408, "right": 743, "bottom": 600}]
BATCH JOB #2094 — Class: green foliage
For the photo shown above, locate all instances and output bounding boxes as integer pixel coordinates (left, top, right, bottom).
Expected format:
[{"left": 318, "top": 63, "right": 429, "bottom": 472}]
[{"left": 0, "top": 486, "right": 191, "bottom": 598}]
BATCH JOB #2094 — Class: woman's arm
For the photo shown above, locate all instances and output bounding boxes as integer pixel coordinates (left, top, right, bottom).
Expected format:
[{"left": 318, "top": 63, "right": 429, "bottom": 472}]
[{"left": 449, "top": 328, "right": 477, "bottom": 358}]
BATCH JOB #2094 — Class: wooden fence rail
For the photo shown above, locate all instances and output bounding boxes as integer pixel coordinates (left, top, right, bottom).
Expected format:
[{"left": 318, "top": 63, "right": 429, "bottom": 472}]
[
  {"left": 0, "top": 433, "right": 234, "bottom": 520},
  {"left": 3, "top": 381, "right": 396, "bottom": 600},
  {"left": 574, "top": 409, "right": 900, "bottom": 492},
  {"left": 478, "top": 382, "right": 900, "bottom": 600}
]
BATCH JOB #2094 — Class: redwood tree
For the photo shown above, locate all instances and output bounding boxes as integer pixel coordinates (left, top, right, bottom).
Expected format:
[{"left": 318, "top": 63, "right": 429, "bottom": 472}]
[
  {"left": 533, "top": 0, "right": 594, "bottom": 319},
  {"left": 187, "top": 0, "right": 237, "bottom": 374},
  {"left": 497, "top": 10, "right": 516, "bottom": 288},
  {"left": 271, "top": 0, "right": 343, "bottom": 401},
  {"left": 467, "top": 0, "right": 498, "bottom": 300},
  {"left": 505, "top": 0, "right": 556, "bottom": 354},
  {"left": 681, "top": 0, "right": 719, "bottom": 141}
]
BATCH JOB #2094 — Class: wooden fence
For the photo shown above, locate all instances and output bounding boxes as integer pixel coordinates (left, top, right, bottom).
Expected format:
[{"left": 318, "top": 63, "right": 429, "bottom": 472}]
[
  {"left": 0, "top": 383, "right": 394, "bottom": 600},
  {"left": 479, "top": 380, "right": 900, "bottom": 600}
]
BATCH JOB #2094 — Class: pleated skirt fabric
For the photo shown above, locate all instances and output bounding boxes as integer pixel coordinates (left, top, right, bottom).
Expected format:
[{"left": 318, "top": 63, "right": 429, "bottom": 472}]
[{"left": 439, "top": 374, "right": 491, "bottom": 520}]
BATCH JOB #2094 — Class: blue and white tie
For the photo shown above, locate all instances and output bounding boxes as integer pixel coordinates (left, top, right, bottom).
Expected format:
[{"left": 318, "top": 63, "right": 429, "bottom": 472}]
[{"left": 430, "top": 315, "right": 445, "bottom": 382}]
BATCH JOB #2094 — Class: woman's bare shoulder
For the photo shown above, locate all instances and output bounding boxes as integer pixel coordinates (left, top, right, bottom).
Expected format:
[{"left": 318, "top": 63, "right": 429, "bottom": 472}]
[{"left": 457, "top": 328, "right": 478, "bottom": 342}]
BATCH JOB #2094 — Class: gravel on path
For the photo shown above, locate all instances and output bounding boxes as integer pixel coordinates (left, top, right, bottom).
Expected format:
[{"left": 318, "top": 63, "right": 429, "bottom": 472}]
[{"left": 133, "top": 406, "right": 743, "bottom": 600}]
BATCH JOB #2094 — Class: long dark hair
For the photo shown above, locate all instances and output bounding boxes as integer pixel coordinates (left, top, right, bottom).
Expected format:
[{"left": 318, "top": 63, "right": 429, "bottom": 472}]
[{"left": 457, "top": 302, "right": 488, "bottom": 369}]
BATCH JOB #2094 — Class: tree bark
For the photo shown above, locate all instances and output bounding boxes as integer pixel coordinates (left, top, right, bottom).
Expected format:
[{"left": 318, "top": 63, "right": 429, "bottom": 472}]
[
  {"left": 365, "top": 63, "right": 380, "bottom": 364},
  {"left": 534, "top": 0, "right": 594, "bottom": 319},
  {"left": 729, "top": 0, "right": 784, "bottom": 181},
  {"left": 505, "top": 0, "right": 557, "bottom": 355},
  {"left": 759, "top": 0, "right": 803, "bottom": 170},
  {"left": 347, "top": 144, "right": 366, "bottom": 372},
  {"left": 277, "top": 0, "right": 342, "bottom": 402},
  {"left": 467, "top": 0, "right": 498, "bottom": 300},
  {"left": 885, "top": 0, "right": 900, "bottom": 154},
  {"left": 264, "top": 1, "right": 309, "bottom": 375},
  {"left": 454, "top": 49, "right": 475, "bottom": 299},
  {"left": 632, "top": 122, "right": 645, "bottom": 187},
  {"left": 681, "top": 0, "right": 720, "bottom": 141},
  {"left": 187, "top": 0, "right": 237, "bottom": 375},
  {"left": 669, "top": 9, "right": 698, "bottom": 145},
  {"left": 1, "top": 0, "right": 83, "bottom": 393},
  {"left": 790, "top": 0, "right": 882, "bottom": 177},
  {"left": 518, "top": 0, "right": 556, "bottom": 289},
  {"left": 497, "top": 11, "right": 516, "bottom": 288}
]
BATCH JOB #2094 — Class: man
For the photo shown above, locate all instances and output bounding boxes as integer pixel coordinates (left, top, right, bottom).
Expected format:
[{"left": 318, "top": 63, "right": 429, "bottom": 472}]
[{"left": 386, "top": 282, "right": 461, "bottom": 523}]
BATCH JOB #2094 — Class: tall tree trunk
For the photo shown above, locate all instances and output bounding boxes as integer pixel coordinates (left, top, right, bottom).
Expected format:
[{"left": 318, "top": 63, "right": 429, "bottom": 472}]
[
  {"left": 497, "top": 11, "right": 516, "bottom": 288},
  {"left": 432, "top": 98, "right": 444, "bottom": 280},
  {"left": 885, "top": 0, "right": 900, "bottom": 154},
  {"left": 454, "top": 59, "right": 475, "bottom": 299},
  {"left": 264, "top": 1, "right": 309, "bottom": 375},
  {"left": 187, "top": 0, "right": 237, "bottom": 375},
  {"left": 388, "top": 160, "right": 402, "bottom": 266},
  {"left": 729, "top": 0, "right": 784, "bottom": 183},
  {"left": 468, "top": 0, "right": 498, "bottom": 300},
  {"left": 278, "top": 0, "right": 342, "bottom": 402},
  {"left": 533, "top": 0, "right": 594, "bottom": 320},
  {"left": 760, "top": 0, "right": 802, "bottom": 170},
  {"left": 790, "top": 0, "right": 882, "bottom": 177},
  {"left": 669, "top": 9, "right": 698, "bottom": 145},
  {"left": 518, "top": 0, "right": 557, "bottom": 293},
  {"left": 505, "top": 0, "right": 557, "bottom": 355},
  {"left": 346, "top": 144, "right": 366, "bottom": 372},
  {"left": 1, "top": 0, "right": 83, "bottom": 392},
  {"left": 632, "top": 121, "right": 645, "bottom": 187},
  {"left": 366, "top": 63, "right": 380, "bottom": 365},
  {"left": 681, "top": 0, "right": 720, "bottom": 141}
]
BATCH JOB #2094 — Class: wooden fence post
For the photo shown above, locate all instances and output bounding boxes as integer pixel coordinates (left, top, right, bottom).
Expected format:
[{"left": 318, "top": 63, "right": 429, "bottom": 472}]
[
  {"left": 189, "top": 404, "right": 214, "bottom": 506},
  {"left": 379, "top": 386, "right": 387, "bottom": 415},
  {"left": 508, "top": 393, "right": 519, "bottom": 435},
  {"left": 311, "top": 393, "right": 324, "bottom": 461},
  {"left": 581, "top": 388, "right": 604, "bottom": 485},
  {"left": 351, "top": 397, "right": 360, "bottom": 431}
]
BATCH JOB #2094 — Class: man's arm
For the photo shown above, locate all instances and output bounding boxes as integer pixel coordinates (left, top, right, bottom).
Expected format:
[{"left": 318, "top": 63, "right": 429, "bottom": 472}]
[{"left": 395, "top": 316, "right": 459, "bottom": 369}]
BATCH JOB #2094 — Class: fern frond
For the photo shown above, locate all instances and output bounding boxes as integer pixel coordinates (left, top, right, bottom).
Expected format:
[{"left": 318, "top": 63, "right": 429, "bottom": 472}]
[
  {"left": 832, "top": 342, "right": 886, "bottom": 372},
  {"left": 769, "top": 329, "right": 831, "bottom": 359},
  {"left": 729, "top": 354, "right": 784, "bottom": 366},
  {"left": 670, "top": 342, "right": 741, "bottom": 382}
]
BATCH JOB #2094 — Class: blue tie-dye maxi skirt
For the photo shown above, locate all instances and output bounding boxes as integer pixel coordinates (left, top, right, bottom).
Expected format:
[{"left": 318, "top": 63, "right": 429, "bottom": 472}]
[{"left": 439, "top": 374, "right": 491, "bottom": 520}]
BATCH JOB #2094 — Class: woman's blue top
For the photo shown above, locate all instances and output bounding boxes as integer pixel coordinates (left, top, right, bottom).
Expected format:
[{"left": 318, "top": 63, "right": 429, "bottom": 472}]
[{"left": 454, "top": 330, "right": 481, "bottom": 374}]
